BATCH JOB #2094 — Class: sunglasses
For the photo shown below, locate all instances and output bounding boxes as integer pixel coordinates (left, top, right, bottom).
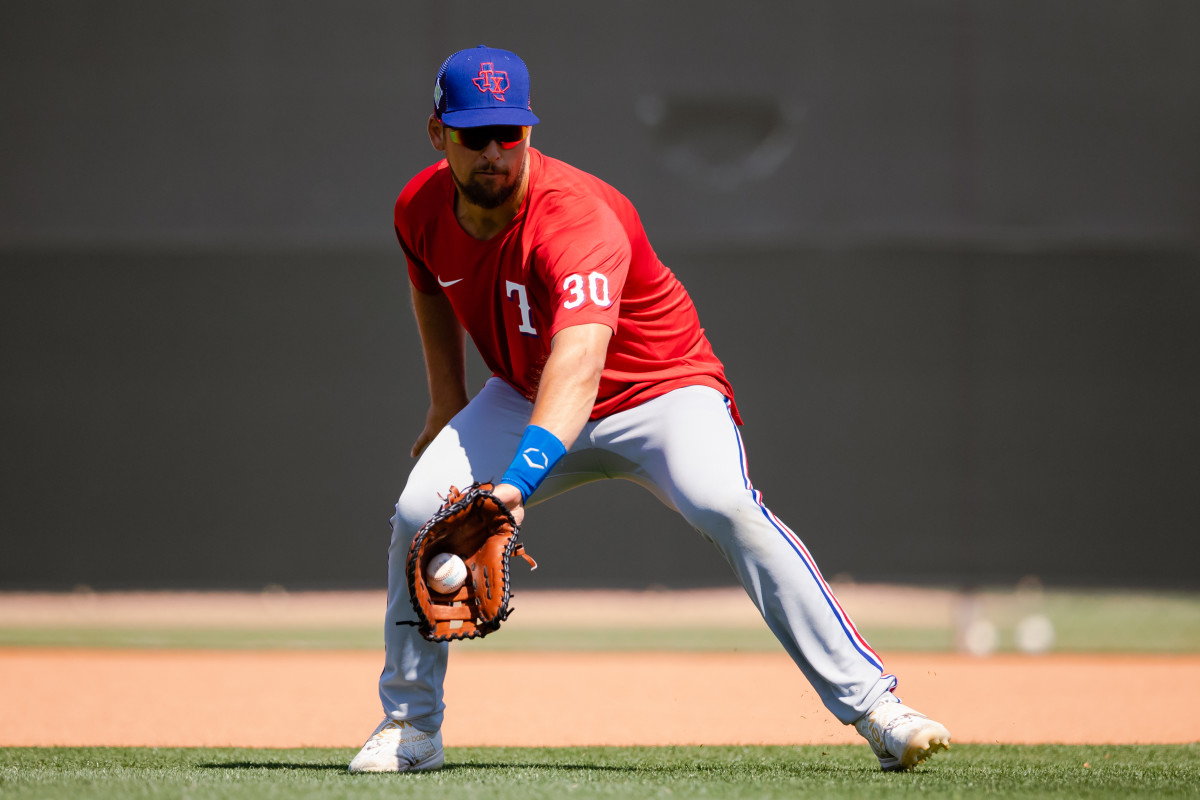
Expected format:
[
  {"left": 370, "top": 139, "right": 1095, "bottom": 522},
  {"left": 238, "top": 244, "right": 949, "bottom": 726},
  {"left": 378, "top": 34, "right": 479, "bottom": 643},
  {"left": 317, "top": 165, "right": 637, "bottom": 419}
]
[{"left": 445, "top": 125, "right": 530, "bottom": 151}]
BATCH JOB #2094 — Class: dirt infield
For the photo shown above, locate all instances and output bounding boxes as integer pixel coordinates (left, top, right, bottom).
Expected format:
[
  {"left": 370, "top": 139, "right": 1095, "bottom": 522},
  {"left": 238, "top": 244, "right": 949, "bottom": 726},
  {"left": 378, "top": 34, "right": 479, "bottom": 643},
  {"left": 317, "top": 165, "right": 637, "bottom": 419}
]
[
  {"left": 2, "top": 590, "right": 1198, "bottom": 748},
  {"left": 4, "top": 649, "right": 1199, "bottom": 748}
]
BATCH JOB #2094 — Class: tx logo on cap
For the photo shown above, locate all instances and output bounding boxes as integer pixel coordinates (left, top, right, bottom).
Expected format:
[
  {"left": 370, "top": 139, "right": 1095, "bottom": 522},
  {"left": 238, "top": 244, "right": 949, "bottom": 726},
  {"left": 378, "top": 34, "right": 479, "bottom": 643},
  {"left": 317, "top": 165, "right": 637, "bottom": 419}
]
[{"left": 472, "top": 62, "right": 509, "bottom": 101}]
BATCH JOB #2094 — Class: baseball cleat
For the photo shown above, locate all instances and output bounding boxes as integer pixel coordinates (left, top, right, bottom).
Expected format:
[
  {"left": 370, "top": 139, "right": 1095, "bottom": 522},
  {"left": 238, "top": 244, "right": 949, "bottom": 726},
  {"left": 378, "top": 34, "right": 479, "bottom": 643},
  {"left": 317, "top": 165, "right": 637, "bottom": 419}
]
[
  {"left": 348, "top": 718, "right": 445, "bottom": 773},
  {"left": 853, "top": 697, "right": 951, "bottom": 771}
]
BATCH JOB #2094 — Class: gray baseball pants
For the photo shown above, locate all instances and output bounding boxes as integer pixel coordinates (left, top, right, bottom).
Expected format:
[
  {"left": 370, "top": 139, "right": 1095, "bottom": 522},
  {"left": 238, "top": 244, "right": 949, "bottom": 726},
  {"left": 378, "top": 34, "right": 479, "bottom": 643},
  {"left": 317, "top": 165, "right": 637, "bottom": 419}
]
[{"left": 378, "top": 378, "right": 897, "bottom": 731}]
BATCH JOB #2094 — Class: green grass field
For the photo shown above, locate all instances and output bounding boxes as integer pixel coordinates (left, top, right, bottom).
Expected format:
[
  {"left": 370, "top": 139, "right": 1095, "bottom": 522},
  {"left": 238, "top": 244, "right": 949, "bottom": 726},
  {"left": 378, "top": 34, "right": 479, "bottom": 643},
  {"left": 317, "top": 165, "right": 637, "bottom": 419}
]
[
  {"left": 3, "top": 745, "right": 1198, "bottom": 799},
  {"left": 4, "top": 589, "right": 1197, "bottom": 798},
  {"left": 3, "top": 588, "right": 1197, "bottom": 652}
]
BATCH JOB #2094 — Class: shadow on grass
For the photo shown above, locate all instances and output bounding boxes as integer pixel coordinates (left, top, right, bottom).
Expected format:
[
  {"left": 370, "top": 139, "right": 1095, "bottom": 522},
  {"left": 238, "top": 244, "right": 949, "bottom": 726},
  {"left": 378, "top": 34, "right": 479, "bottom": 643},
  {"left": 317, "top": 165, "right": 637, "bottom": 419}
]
[
  {"left": 199, "top": 762, "right": 349, "bottom": 771},
  {"left": 442, "top": 762, "right": 642, "bottom": 773},
  {"left": 200, "top": 758, "right": 884, "bottom": 778},
  {"left": 201, "top": 761, "right": 650, "bottom": 774}
]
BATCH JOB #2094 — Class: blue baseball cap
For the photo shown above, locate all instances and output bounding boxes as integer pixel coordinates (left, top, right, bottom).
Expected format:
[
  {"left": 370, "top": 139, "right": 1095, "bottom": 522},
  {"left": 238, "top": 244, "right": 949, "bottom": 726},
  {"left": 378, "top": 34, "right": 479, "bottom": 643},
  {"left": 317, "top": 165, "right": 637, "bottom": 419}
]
[{"left": 434, "top": 45, "right": 540, "bottom": 128}]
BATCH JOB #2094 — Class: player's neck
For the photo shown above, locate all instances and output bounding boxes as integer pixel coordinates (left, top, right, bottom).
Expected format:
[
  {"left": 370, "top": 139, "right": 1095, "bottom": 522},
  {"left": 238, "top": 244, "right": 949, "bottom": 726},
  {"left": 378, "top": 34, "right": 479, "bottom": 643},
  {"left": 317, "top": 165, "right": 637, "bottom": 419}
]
[{"left": 454, "top": 164, "right": 530, "bottom": 241}]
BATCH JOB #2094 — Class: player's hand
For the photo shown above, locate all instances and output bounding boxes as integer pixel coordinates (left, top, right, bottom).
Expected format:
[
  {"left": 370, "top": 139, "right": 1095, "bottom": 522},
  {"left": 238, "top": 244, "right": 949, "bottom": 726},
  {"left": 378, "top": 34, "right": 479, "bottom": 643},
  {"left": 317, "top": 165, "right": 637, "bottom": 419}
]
[
  {"left": 492, "top": 482, "right": 526, "bottom": 527},
  {"left": 411, "top": 403, "right": 463, "bottom": 458}
]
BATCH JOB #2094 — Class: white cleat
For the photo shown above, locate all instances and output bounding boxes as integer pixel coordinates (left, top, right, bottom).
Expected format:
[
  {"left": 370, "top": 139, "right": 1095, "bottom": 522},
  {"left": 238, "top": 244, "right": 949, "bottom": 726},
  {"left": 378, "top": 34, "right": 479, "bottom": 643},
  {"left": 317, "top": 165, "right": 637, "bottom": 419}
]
[
  {"left": 854, "top": 698, "right": 951, "bottom": 771},
  {"left": 348, "top": 718, "right": 445, "bottom": 773}
]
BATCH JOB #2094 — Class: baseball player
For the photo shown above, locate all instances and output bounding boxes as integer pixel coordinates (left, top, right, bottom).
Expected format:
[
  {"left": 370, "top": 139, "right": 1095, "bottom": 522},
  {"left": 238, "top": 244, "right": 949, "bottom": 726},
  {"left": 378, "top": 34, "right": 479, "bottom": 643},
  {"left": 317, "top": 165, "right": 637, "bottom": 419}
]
[{"left": 349, "top": 45, "right": 951, "bottom": 774}]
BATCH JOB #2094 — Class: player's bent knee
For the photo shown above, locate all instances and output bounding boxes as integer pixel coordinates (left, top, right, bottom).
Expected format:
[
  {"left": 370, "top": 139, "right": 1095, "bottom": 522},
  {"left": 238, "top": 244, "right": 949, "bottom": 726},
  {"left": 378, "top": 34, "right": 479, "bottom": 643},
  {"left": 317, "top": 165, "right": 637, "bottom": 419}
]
[
  {"left": 676, "top": 489, "right": 764, "bottom": 540},
  {"left": 684, "top": 492, "right": 798, "bottom": 565}
]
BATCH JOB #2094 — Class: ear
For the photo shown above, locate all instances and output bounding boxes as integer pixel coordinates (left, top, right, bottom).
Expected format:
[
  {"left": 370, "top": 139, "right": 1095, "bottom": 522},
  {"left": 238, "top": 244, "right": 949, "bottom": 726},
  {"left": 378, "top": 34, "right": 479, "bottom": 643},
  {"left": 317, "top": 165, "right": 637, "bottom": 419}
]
[{"left": 428, "top": 114, "right": 447, "bottom": 152}]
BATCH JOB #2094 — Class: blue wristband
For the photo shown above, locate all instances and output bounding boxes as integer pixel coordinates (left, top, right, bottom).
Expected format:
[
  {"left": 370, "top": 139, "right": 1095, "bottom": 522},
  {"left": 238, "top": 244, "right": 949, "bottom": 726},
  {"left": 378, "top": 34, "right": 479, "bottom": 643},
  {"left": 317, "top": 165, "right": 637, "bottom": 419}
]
[{"left": 500, "top": 425, "right": 567, "bottom": 502}]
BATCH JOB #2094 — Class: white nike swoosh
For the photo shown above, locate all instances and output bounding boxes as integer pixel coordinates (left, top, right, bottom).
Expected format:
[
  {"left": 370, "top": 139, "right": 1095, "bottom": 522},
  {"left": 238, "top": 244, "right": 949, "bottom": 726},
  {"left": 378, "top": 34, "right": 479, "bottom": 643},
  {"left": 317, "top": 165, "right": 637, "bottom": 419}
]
[{"left": 437, "top": 276, "right": 463, "bottom": 287}]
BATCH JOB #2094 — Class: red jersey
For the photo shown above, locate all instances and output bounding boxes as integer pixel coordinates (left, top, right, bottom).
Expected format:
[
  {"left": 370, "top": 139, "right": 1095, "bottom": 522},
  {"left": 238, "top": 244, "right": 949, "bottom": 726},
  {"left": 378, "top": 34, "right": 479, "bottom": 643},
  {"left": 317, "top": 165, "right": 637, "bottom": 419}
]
[{"left": 395, "top": 148, "right": 741, "bottom": 423}]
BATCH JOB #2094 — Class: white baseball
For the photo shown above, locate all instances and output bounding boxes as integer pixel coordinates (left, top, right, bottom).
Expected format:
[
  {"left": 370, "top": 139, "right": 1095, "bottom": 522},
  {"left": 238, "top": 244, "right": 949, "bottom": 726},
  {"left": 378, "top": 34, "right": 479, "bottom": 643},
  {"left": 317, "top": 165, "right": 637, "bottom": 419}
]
[{"left": 426, "top": 552, "right": 468, "bottom": 594}]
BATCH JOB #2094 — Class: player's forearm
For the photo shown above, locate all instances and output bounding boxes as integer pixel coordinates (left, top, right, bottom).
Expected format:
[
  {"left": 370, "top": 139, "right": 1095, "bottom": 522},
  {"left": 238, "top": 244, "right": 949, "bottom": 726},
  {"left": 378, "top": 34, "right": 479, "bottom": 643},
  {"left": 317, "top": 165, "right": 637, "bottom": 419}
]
[
  {"left": 495, "top": 324, "right": 611, "bottom": 506},
  {"left": 412, "top": 286, "right": 469, "bottom": 411},
  {"left": 423, "top": 348, "right": 469, "bottom": 413},
  {"left": 528, "top": 323, "right": 611, "bottom": 450},
  {"left": 535, "top": 350, "right": 604, "bottom": 450}
]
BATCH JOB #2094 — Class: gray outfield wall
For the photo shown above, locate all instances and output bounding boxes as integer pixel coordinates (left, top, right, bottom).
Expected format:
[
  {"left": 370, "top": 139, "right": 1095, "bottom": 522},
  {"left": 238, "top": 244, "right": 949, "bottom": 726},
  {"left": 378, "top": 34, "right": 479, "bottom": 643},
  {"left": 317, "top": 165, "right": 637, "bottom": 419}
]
[
  {"left": 3, "top": 247, "right": 1198, "bottom": 591},
  {"left": 2, "top": 2, "right": 1198, "bottom": 589}
]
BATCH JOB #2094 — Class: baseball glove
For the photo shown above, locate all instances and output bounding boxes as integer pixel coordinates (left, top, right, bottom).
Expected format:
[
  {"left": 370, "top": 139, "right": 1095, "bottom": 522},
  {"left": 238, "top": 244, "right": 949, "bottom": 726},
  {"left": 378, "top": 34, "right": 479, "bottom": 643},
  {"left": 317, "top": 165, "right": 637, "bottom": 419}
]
[{"left": 405, "top": 482, "right": 537, "bottom": 642}]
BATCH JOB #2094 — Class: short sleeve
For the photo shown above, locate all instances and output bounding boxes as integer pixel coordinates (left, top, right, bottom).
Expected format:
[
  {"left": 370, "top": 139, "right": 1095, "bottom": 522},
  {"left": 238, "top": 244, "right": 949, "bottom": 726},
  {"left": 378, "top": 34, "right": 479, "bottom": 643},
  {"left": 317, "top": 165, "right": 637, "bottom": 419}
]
[
  {"left": 394, "top": 164, "right": 446, "bottom": 295},
  {"left": 397, "top": 225, "right": 439, "bottom": 295},
  {"left": 535, "top": 199, "right": 631, "bottom": 338}
]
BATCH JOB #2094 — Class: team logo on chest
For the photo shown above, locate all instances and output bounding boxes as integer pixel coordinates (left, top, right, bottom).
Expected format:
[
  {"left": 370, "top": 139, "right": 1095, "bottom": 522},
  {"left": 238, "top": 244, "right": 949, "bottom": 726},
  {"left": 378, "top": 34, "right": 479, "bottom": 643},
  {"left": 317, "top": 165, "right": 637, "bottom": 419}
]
[{"left": 472, "top": 62, "right": 509, "bottom": 101}]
